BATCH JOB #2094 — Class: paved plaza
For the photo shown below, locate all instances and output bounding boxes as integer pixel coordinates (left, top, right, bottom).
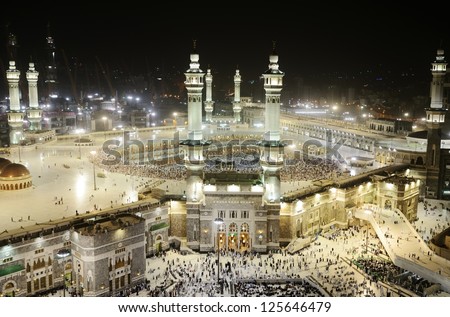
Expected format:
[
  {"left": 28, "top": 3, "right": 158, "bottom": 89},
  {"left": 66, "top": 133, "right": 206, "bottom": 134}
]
[{"left": 0, "top": 130, "right": 381, "bottom": 233}]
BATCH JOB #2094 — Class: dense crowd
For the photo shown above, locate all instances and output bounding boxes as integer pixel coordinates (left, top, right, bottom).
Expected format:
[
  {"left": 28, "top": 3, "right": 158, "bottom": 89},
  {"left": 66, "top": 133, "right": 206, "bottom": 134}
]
[{"left": 94, "top": 145, "right": 343, "bottom": 182}]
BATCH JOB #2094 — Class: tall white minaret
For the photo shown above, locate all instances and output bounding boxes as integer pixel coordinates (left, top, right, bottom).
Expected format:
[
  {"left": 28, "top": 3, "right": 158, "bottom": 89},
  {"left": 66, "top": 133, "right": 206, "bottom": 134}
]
[
  {"left": 6, "top": 61, "right": 24, "bottom": 144},
  {"left": 262, "top": 43, "right": 284, "bottom": 142},
  {"left": 426, "top": 49, "right": 447, "bottom": 198},
  {"left": 430, "top": 49, "right": 447, "bottom": 109},
  {"left": 184, "top": 41, "right": 205, "bottom": 141},
  {"left": 183, "top": 41, "right": 206, "bottom": 252},
  {"left": 26, "top": 62, "right": 43, "bottom": 130},
  {"left": 259, "top": 43, "right": 284, "bottom": 252},
  {"left": 233, "top": 68, "right": 242, "bottom": 123},
  {"left": 204, "top": 68, "right": 214, "bottom": 123}
]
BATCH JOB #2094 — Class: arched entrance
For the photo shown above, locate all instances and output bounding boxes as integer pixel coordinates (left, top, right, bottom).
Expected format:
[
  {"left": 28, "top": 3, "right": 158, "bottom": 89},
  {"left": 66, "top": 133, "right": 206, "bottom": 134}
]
[
  {"left": 240, "top": 223, "right": 250, "bottom": 251},
  {"left": 228, "top": 223, "right": 238, "bottom": 251},
  {"left": 154, "top": 235, "right": 163, "bottom": 254},
  {"left": 3, "top": 281, "right": 16, "bottom": 297},
  {"left": 384, "top": 199, "right": 392, "bottom": 210},
  {"left": 62, "top": 260, "right": 73, "bottom": 293},
  {"left": 416, "top": 156, "right": 424, "bottom": 165},
  {"left": 217, "top": 223, "right": 226, "bottom": 251}
]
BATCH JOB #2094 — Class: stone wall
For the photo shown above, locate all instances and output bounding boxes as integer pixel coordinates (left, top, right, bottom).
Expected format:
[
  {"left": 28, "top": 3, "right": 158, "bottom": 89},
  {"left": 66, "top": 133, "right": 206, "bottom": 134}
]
[{"left": 170, "top": 213, "right": 187, "bottom": 238}]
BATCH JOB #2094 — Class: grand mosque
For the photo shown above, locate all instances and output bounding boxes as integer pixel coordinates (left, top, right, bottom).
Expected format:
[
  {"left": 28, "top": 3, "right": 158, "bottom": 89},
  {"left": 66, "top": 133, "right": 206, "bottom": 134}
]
[{"left": 0, "top": 43, "right": 448, "bottom": 297}]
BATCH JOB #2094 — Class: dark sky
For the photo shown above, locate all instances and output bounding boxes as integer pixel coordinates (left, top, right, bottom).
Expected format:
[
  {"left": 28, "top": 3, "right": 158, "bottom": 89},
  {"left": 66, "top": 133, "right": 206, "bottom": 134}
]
[{"left": 2, "top": 3, "right": 450, "bottom": 82}]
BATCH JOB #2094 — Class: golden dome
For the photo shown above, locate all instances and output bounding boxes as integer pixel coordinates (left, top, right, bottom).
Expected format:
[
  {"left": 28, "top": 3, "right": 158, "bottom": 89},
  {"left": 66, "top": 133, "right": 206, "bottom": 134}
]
[
  {"left": 0, "top": 158, "right": 12, "bottom": 171},
  {"left": 0, "top": 163, "right": 30, "bottom": 178}
]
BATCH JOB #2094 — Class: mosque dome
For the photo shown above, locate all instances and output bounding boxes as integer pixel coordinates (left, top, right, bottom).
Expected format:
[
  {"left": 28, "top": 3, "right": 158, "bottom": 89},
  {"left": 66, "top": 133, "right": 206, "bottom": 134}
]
[
  {"left": 0, "top": 158, "right": 12, "bottom": 171},
  {"left": 0, "top": 163, "right": 30, "bottom": 178}
]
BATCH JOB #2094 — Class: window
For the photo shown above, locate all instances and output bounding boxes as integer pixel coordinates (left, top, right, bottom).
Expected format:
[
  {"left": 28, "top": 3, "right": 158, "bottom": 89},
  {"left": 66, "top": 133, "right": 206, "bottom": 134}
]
[
  {"left": 115, "top": 248, "right": 125, "bottom": 254},
  {"left": 241, "top": 210, "right": 249, "bottom": 218},
  {"left": 230, "top": 210, "right": 237, "bottom": 218},
  {"left": 193, "top": 224, "right": 198, "bottom": 241},
  {"left": 218, "top": 210, "right": 225, "bottom": 218}
]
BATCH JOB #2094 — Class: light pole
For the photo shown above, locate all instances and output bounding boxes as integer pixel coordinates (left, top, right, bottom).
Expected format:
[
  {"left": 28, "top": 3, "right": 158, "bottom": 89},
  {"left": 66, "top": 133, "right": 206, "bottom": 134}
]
[
  {"left": 90, "top": 150, "right": 97, "bottom": 190},
  {"left": 151, "top": 112, "right": 156, "bottom": 127},
  {"left": 173, "top": 112, "right": 178, "bottom": 126},
  {"left": 102, "top": 116, "right": 107, "bottom": 140},
  {"left": 56, "top": 248, "right": 71, "bottom": 297},
  {"left": 76, "top": 130, "right": 82, "bottom": 159},
  {"left": 214, "top": 217, "right": 224, "bottom": 294}
]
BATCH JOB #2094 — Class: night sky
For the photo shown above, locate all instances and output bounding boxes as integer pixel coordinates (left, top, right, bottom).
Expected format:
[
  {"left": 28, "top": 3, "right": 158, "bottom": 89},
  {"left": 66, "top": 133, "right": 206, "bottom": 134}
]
[{"left": 2, "top": 3, "right": 450, "bottom": 86}]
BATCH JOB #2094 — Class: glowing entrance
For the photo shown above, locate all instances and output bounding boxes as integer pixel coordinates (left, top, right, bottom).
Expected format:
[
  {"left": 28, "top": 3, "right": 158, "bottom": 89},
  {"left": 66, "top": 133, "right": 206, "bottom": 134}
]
[
  {"left": 239, "top": 223, "right": 250, "bottom": 252},
  {"left": 228, "top": 223, "right": 238, "bottom": 251},
  {"left": 217, "top": 223, "right": 226, "bottom": 251}
]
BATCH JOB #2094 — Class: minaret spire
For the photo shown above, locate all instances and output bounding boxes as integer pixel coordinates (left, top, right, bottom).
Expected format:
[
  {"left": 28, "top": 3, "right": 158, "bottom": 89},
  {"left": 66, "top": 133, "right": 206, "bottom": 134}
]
[
  {"left": 6, "top": 61, "right": 24, "bottom": 144},
  {"left": 26, "top": 61, "right": 43, "bottom": 131},
  {"left": 263, "top": 42, "right": 284, "bottom": 142},
  {"left": 429, "top": 49, "right": 447, "bottom": 109},
  {"left": 182, "top": 41, "right": 206, "bottom": 197},
  {"left": 425, "top": 49, "right": 447, "bottom": 199},
  {"left": 183, "top": 41, "right": 208, "bottom": 252},
  {"left": 204, "top": 67, "right": 214, "bottom": 123},
  {"left": 185, "top": 41, "right": 204, "bottom": 139},
  {"left": 233, "top": 67, "right": 242, "bottom": 123},
  {"left": 258, "top": 43, "right": 285, "bottom": 252}
]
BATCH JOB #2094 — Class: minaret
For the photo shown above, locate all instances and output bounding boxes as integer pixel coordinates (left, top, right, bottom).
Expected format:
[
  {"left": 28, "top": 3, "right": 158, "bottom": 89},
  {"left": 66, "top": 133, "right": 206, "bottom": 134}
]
[
  {"left": 182, "top": 41, "right": 207, "bottom": 251},
  {"left": 233, "top": 68, "right": 242, "bottom": 123},
  {"left": 204, "top": 68, "right": 214, "bottom": 123},
  {"left": 184, "top": 41, "right": 205, "bottom": 142},
  {"left": 259, "top": 42, "right": 284, "bottom": 251},
  {"left": 26, "top": 62, "right": 43, "bottom": 130},
  {"left": 6, "top": 61, "right": 24, "bottom": 145},
  {"left": 425, "top": 49, "right": 447, "bottom": 198}
]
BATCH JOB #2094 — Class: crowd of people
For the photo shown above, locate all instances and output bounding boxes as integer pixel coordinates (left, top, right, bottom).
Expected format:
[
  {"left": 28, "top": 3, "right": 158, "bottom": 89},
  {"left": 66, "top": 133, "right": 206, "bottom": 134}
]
[
  {"left": 93, "top": 145, "right": 343, "bottom": 183},
  {"left": 234, "top": 279, "right": 323, "bottom": 297},
  {"left": 353, "top": 257, "right": 436, "bottom": 296},
  {"left": 140, "top": 225, "right": 389, "bottom": 297},
  {"left": 413, "top": 200, "right": 450, "bottom": 243}
]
